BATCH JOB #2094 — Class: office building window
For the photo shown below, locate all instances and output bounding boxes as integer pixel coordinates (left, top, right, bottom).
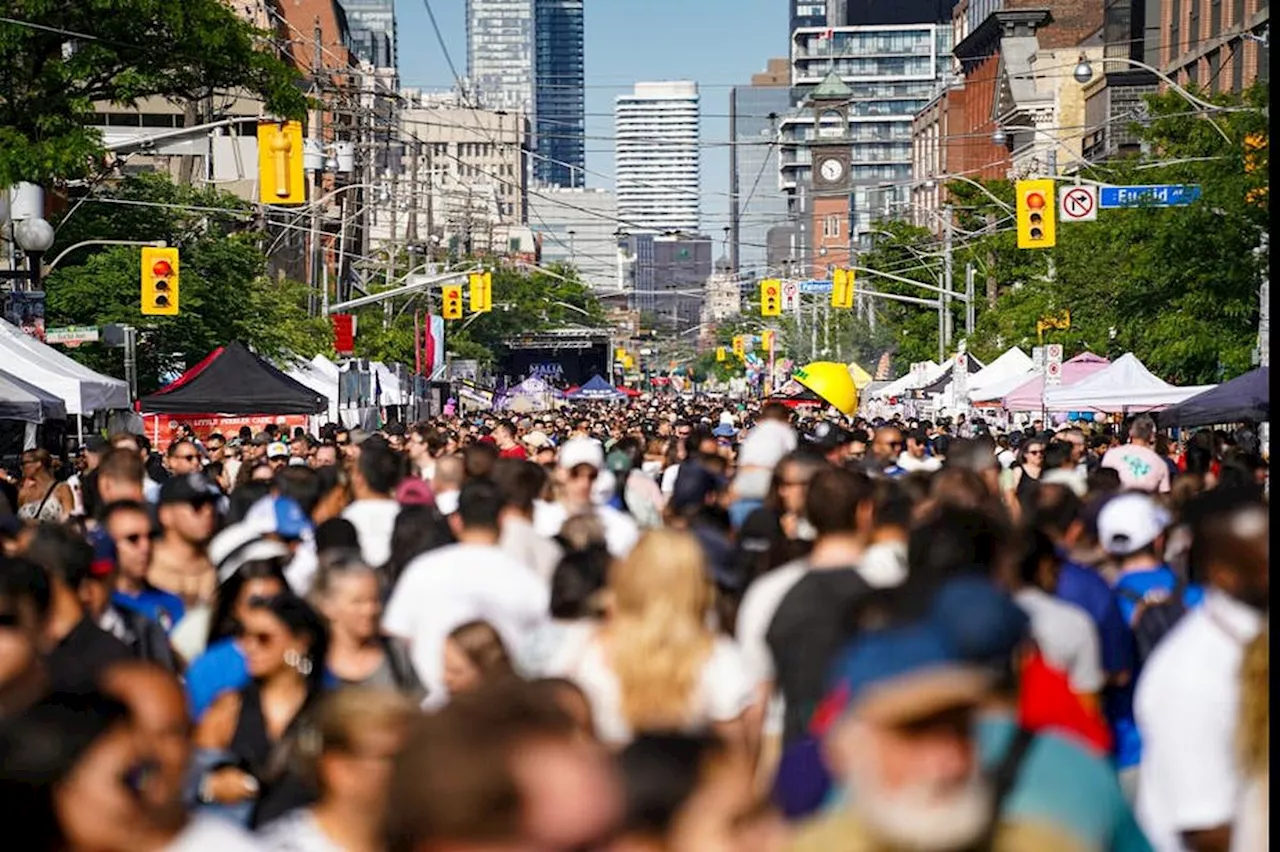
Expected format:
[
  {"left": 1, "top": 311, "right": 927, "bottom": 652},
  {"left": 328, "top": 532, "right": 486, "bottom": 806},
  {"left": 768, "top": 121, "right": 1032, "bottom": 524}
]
[
  {"left": 1210, "top": 0, "right": 1221, "bottom": 36},
  {"left": 1208, "top": 48, "right": 1221, "bottom": 92},
  {"left": 1232, "top": 41, "right": 1245, "bottom": 89},
  {"left": 1189, "top": 0, "right": 1200, "bottom": 51}
]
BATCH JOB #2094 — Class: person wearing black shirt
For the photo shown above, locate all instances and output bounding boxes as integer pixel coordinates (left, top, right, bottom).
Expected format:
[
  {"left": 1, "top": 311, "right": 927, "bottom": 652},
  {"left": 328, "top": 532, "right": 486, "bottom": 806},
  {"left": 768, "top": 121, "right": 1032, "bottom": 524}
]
[{"left": 20, "top": 525, "right": 132, "bottom": 693}]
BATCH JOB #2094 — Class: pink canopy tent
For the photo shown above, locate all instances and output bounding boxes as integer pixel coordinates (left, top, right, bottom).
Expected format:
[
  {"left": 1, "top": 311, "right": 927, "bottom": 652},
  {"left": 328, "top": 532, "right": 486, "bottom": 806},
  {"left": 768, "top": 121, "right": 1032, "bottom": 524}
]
[{"left": 999, "top": 352, "right": 1111, "bottom": 412}]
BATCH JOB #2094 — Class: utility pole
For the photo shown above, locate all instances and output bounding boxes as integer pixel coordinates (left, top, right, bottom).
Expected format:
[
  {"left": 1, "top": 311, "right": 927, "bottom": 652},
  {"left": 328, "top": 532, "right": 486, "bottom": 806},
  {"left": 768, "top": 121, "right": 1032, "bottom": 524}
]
[
  {"left": 965, "top": 262, "right": 975, "bottom": 338},
  {"left": 406, "top": 140, "right": 420, "bottom": 246},
  {"left": 309, "top": 21, "right": 324, "bottom": 318},
  {"left": 1258, "top": 231, "right": 1270, "bottom": 369},
  {"left": 942, "top": 204, "right": 953, "bottom": 349}
]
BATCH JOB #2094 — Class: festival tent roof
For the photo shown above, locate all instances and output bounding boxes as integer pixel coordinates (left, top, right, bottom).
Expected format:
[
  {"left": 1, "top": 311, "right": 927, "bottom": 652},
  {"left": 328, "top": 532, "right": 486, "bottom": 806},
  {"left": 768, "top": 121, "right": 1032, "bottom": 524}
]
[
  {"left": 847, "top": 362, "right": 874, "bottom": 390},
  {"left": 868, "top": 360, "right": 944, "bottom": 400},
  {"left": 0, "top": 368, "right": 67, "bottom": 423},
  {"left": 1042, "top": 352, "right": 1214, "bottom": 413},
  {"left": 566, "top": 374, "right": 625, "bottom": 400},
  {"left": 965, "top": 348, "right": 1035, "bottom": 400},
  {"left": 139, "top": 342, "right": 328, "bottom": 415},
  {"left": 369, "top": 362, "right": 405, "bottom": 406},
  {"left": 0, "top": 319, "right": 129, "bottom": 415},
  {"left": 913, "top": 354, "right": 985, "bottom": 397},
  {"left": 1157, "top": 367, "right": 1268, "bottom": 427},
  {"left": 283, "top": 358, "right": 340, "bottom": 423},
  {"left": 998, "top": 352, "right": 1110, "bottom": 411}
]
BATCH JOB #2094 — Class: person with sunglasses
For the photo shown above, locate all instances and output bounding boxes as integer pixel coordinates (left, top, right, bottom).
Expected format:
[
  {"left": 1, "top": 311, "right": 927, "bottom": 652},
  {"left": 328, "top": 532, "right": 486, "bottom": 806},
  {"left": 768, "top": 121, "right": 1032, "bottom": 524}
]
[
  {"left": 101, "top": 500, "right": 185, "bottom": 634},
  {"left": 165, "top": 439, "right": 203, "bottom": 478},
  {"left": 149, "top": 475, "right": 221, "bottom": 610}
]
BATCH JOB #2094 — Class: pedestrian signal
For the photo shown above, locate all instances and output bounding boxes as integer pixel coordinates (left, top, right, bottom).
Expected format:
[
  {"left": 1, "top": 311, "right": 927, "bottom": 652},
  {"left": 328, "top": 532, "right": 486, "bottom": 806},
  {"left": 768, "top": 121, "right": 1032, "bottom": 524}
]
[
  {"left": 1016, "top": 179, "right": 1056, "bottom": 249},
  {"left": 441, "top": 285, "right": 464, "bottom": 320},
  {"left": 257, "top": 121, "right": 306, "bottom": 205},
  {"left": 469, "top": 272, "right": 492, "bottom": 313},
  {"left": 760, "top": 279, "right": 781, "bottom": 316},
  {"left": 831, "top": 268, "right": 854, "bottom": 309},
  {"left": 140, "top": 247, "right": 180, "bottom": 316}
]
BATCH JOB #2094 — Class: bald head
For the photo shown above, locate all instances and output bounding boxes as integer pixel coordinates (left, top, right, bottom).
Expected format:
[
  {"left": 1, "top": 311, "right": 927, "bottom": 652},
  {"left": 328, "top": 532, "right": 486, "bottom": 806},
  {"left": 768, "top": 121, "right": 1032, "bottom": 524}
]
[{"left": 871, "top": 426, "right": 904, "bottom": 465}]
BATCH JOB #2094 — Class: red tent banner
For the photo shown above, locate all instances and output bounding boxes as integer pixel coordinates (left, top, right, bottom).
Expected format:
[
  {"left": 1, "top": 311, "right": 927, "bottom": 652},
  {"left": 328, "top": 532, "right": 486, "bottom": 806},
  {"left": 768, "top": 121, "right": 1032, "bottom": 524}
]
[{"left": 143, "top": 413, "right": 310, "bottom": 453}]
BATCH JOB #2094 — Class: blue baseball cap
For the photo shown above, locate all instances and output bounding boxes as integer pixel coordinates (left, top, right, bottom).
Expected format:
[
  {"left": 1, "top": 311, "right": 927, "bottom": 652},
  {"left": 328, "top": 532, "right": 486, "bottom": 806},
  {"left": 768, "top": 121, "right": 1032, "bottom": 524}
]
[{"left": 243, "top": 495, "right": 313, "bottom": 542}]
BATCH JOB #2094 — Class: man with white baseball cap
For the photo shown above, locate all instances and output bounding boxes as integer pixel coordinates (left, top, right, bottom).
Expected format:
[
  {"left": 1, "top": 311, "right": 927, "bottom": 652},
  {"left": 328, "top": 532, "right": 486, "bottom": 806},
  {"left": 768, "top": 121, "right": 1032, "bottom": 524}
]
[{"left": 533, "top": 436, "right": 638, "bottom": 558}]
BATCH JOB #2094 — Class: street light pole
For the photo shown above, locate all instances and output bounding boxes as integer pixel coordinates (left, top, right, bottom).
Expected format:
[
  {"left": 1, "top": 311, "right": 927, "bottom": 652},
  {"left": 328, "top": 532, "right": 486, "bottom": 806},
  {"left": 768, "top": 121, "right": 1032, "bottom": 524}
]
[{"left": 942, "top": 204, "right": 953, "bottom": 349}]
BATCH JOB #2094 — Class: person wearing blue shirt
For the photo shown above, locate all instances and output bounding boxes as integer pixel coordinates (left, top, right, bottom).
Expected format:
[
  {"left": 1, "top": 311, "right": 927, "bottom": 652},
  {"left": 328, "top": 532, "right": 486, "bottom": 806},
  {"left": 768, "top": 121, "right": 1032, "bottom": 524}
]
[
  {"left": 112, "top": 586, "right": 185, "bottom": 633},
  {"left": 1095, "top": 492, "right": 1204, "bottom": 800},
  {"left": 185, "top": 635, "right": 249, "bottom": 720},
  {"left": 102, "top": 500, "right": 186, "bottom": 633}
]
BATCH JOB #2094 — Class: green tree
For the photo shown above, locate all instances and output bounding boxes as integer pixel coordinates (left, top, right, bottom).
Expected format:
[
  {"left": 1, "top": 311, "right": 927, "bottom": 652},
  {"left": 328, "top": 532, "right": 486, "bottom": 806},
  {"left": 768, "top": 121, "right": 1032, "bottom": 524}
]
[
  {"left": 44, "top": 174, "right": 327, "bottom": 392},
  {"left": 0, "top": 0, "right": 307, "bottom": 186}
]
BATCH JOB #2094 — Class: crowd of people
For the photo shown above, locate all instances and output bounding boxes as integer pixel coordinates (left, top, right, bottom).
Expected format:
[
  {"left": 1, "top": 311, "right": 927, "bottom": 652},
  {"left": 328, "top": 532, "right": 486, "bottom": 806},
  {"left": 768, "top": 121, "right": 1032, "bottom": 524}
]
[{"left": 0, "top": 401, "right": 1268, "bottom": 852}]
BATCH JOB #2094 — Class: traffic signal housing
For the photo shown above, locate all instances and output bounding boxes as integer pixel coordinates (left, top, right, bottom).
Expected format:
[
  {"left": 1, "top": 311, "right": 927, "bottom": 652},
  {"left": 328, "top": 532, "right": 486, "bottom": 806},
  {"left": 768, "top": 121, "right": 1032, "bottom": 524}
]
[
  {"left": 760, "top": 278, "right": 781, "bottom": 316},
  {"left": 441, "top": 285, "right": 464, "bottom": 320},
  {"left": 140, "top": 247, "right": 180, "bottom": 316},
  {"left": 831, "top": 268, "right": 855, "bottom": 308},
  {"left": 1016, "top": 179, "right": 1056, "bottom": 249},
  {"left": 257, "top": 120, "right": 306, "bottom": 205},
  {"left": 469, "top": 272, "right": 492, "bottom": 313}
]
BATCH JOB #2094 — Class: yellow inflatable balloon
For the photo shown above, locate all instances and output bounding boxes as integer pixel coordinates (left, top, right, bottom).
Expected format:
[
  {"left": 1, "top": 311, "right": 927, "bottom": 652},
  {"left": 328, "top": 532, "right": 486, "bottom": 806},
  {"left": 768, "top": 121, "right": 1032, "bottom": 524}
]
[{"left": 793, "top": 361, "right": 860, "bottom": 415}]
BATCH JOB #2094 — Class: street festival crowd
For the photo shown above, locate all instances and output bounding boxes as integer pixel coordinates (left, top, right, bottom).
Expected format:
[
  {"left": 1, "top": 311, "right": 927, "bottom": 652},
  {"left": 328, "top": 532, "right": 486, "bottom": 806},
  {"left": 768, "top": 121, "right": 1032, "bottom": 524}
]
[{"left": 0, "top": 399, "right": 1269, "bottom": 852}]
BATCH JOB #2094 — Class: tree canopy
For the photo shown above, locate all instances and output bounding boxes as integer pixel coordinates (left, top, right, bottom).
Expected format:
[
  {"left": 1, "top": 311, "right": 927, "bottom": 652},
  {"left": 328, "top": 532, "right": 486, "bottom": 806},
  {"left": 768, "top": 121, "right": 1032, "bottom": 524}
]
[
  {"left": 44, "top": 174, "right": 326, "bottom": 393},
  {"left": 0, "top": 0, "right": 307, "bottom": 186}
]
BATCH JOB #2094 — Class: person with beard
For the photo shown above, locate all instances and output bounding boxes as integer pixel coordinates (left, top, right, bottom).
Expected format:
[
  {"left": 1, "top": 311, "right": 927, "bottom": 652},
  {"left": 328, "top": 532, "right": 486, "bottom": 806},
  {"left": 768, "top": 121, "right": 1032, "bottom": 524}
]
[{"left": 1134, "top": 489, "right": 1268, "bottom": 852}]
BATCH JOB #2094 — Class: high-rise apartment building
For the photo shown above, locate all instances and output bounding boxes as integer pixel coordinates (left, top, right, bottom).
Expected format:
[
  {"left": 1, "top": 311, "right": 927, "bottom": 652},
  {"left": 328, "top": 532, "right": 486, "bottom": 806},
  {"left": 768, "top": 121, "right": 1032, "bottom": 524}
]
[
  {"left": 466, "top": 0, "right": 587, "bottom": 188},
  {"left": 534, "top": 0, "right": 586, "bottom": 187},
  {"left": 791, "top": 0, "right": 831, "bottom": 32},
  {"left": 729, "top": 59, "right": 794, "bottom": 275},
  {"left": 615, "top": 81, "right": 701, "bottom": 234},
  {"left": 338, "top": 0, "right": 397, "bottom": 70},
  {"left": 467, "top": 0, "right": 535, "bottom": 113}
]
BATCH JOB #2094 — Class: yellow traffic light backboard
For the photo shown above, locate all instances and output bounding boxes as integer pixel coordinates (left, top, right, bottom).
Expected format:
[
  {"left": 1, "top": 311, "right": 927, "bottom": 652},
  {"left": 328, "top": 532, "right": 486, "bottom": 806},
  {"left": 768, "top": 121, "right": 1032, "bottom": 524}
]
[
  {"left": 831, "top": 268, "right": 854, "bottom": 308},
  {"left": 257, "top": 121, "right": 306, "bottom": 205},
  {"left": 469, "top": 271, "right": 492, "bottom": 313},
  {"left": 140, "top": 247, "right": 180, "bottom": 316},
  {"left": 760, "top": 278, "right": 781, "bottom": 316},
  {"left": 441, "top": 285, "right": 464, "bottom": 320},
  {"left": 716, "top": 347, "right": 726, "bottom": 362},
  {"left": 1016, "top": 179, "right": 1057, "bottom": 249},
  {"left": 732, "top": 336, "right": 745, "bottom": 358}
]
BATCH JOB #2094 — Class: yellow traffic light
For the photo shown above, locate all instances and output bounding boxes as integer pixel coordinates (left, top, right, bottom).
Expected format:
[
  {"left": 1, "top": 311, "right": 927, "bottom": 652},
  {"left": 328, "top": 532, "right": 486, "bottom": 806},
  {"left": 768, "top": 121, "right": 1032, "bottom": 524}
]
[
  {"left": 140, "top": 247, "right": 180, "bottom": 316},
  {"left": 732, "top": 336, "right": 745, "bottom": 359},
  {"left": 1016, "top": 179, "right": 1057, "bottom": 249},
  {"left": 716, "top": 346, "right": 726, "bottom": 362},
  {"left": 760, "top": 278, "right": 781, "bottom": 316},
  {"left": 831, "top": 268, "right": 854, "bottom": 309},
  {"left": 441, "top": 285, "right": 464, "bottom": 320},
  {"left": 761, "top": 329, "right": 775, "bottom": 352},
  {"left": 257, "top": 121, "right": 306, "bottom": 205},
  {"left": 469, "top": 271, "right": 492, "bottom": 313}
]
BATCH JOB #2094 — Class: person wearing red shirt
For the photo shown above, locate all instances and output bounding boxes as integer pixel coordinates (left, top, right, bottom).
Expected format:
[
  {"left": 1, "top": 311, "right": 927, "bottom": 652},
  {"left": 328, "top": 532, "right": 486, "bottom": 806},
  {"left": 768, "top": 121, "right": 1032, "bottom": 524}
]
[{"left": 493, "top": 420, "right": 527, "bottom": 460}]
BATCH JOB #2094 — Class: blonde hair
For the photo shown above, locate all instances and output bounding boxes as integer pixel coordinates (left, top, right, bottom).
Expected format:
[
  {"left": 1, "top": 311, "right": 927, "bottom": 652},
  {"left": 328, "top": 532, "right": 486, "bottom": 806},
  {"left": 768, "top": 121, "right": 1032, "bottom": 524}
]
[
  {"left": 605, "top": 529, "right": 714, "bottom": 731},
  {"left": 1238, "top": 627, "right": 1269, "bottom": 777}
]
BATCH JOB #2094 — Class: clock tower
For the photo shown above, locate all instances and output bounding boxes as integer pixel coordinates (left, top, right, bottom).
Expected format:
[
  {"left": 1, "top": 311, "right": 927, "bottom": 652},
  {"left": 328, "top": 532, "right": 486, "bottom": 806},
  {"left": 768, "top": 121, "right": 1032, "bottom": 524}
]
[{"left": 806, "top": 71, "right": 853, "bottom": 279}]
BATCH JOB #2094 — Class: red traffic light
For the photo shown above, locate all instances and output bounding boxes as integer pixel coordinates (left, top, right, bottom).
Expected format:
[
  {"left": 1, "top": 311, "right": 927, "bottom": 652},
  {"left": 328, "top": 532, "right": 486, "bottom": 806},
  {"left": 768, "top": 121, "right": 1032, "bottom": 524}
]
[
  {"left": 765, "top": 285, "right": 777, "bottom": 296},
  {"left": 1025, "top": 192, "right": 1046, "bottom": 210},
  {"left": 152, "top": 259, "right": 173, "bottom": 277}
]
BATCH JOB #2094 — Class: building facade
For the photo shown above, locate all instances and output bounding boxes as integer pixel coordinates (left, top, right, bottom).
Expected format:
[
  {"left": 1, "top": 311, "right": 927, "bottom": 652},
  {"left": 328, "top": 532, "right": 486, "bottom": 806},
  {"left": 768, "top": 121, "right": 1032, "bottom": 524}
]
[
  {"left": 528, "top": 187, "right": 620, "bottom": 293},
  {"left": 1156, "top": 0, "right": 1269, "bottom": 89},
  {"left": 338, "top": 0, "right": 397, "bottom": 70},
  {"left": 533, "top": 0, "right": 586, "bottom": 187},
  {"left": 466, "top": 0, "right": 535, "bottom": 113},
  {"left": 730, "top": 59, "right": 794, "bottom": 276},
  {"left": 779, "top": 24, "right": 954, "bottom": 259},
  {"left": 618, "top": 233, "right": 712, "bottom": 330},
  {"left": 615, "top": 81, "right": 701, "bottom": 234}
]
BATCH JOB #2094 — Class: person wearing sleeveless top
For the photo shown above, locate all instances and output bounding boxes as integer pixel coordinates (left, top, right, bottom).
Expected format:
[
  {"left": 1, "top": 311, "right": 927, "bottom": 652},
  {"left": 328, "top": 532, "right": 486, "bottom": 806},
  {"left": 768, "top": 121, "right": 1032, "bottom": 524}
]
[
  {"left": 191, "top": 593, "right": 329, "bottom": 828},
  {"left": 16, "top": 449, "right": 73, "bottom": 524}
]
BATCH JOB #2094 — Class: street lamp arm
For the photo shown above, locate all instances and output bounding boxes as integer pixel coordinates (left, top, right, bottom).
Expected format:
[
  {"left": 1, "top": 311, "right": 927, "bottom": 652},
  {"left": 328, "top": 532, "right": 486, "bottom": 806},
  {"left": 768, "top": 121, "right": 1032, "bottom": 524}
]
[
  {"left": 928, "top": 174, "right": 1015, "bottom": 213},
  {"left": 850, "top": 265, "right": 969, "bottom": 302},
  {"left": 325, "top": 266, "right": 479, "bottom": 313},
  {"left": 1074, "top": 55, "right": 1233, "bottom": 142},
  {"left": 45, "top": 239, "right": 168, "bottom": 273},
  {"left": 857, "top": 289, "right": 942, "bottom": 308}
]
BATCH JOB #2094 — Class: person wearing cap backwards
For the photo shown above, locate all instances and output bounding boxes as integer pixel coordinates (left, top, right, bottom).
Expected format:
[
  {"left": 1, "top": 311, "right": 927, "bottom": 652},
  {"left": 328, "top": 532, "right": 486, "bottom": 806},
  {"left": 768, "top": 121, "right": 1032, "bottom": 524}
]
[
  {"left": 1097, "top": 492, "right": 1205, "bottom": 801},
  {"left": 148, "top": 473, "right": 221, "bottom": 610}
]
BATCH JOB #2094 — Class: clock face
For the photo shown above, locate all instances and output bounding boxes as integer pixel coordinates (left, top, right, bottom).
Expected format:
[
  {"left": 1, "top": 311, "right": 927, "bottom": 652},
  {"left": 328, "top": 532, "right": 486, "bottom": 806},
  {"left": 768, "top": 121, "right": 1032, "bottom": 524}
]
[{"left": 819, "top": 157, "right": 845, "bottom": 183}]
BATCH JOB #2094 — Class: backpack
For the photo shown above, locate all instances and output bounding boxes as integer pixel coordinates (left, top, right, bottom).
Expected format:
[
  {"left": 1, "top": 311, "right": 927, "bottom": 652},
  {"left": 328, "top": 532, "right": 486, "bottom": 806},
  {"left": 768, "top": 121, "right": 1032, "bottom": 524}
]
[{"left": 1117, "top": 581, "right": 1189, "bottom": 665}]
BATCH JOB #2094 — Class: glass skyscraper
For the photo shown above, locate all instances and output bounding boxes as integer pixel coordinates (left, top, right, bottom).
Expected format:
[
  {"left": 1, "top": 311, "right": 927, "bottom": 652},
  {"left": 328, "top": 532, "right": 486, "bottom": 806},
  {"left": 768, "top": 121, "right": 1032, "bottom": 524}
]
[
  {"left": 534, "top": 0, "right": 585, "bottom": 187},
  {"left": 337, "top": 0, "right": 397, "bottom": 70},
  {"left": 467, "top": 0, "right": 535, "bottom": 113},
  {"left": 729, "top": 83, "right": 793, "bottom": 275}
]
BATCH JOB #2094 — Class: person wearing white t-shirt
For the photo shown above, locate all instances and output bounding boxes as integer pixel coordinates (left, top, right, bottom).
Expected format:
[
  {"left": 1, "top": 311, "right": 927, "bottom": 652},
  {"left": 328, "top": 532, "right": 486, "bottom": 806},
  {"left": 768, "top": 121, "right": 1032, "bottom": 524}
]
[
  {"left": 534, "top": 437, "right": 639, "bottom": 559},
  {"left": 340, "top": 442, "right": 401, "bottom": 569},
  {"left": 1135, "top": 493, "right": 1267, "bottom": 852},
  {"left": 896, "top": 429, "right": 942, "bottom": 473},
  {"left": 548, "top": 529, "right": 756, "bottom": 750},
  {"left": 383, "top": 478, "right": 550, "bottom": 707}
]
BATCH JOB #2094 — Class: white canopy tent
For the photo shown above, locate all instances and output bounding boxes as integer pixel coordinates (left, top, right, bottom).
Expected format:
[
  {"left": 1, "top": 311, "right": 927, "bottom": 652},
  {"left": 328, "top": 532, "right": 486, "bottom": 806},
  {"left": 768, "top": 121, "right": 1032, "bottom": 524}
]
[
  {"left": 869, "top": 360, "right": 945, "bottom": 400},
  {"left": 0, "top": 319, "right": 129, "bottom": 415},
  {"left": 965, "top": 348, "right": 1036, "bottom": 401},
  {"left": 283, "top": 357, "right": 340, "bottom": 424},
  {"left": 1043, "top": 353, "right": 1214, "bottom": 413}
]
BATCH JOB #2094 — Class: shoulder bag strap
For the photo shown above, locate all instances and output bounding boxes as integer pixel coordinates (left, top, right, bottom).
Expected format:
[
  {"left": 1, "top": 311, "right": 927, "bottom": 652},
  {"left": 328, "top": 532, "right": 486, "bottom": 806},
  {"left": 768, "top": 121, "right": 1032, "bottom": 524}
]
[{"left": 975, "top": 725, "right": 1038, "bottom": 851}]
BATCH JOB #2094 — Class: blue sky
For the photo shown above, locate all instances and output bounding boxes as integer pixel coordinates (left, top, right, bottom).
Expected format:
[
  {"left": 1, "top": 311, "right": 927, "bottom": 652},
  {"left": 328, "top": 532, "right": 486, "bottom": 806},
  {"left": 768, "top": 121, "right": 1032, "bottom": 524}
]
[{"left": 393, "top": 0, "right": 788, "bottom": 237}]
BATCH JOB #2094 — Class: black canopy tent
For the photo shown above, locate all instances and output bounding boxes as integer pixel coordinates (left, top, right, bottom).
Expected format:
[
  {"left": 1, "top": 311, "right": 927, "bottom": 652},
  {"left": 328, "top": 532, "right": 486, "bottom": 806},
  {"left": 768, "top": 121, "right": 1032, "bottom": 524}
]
[
  {"left": 138, "top": 342, "right": 328, "bottom": 415},
  {"left": 1157, "top": 367, "right": 1268, "bottom": 427},
  {"left": 908, "top": 355, "right": 985, "bottom": 399}
]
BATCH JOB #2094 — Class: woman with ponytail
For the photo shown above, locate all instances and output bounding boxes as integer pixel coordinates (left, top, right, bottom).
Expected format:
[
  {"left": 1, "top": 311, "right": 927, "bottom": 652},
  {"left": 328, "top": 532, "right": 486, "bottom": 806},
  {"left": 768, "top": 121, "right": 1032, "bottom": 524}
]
[{"left": 548, "top": 529, "right": 757, "bottom": 752}]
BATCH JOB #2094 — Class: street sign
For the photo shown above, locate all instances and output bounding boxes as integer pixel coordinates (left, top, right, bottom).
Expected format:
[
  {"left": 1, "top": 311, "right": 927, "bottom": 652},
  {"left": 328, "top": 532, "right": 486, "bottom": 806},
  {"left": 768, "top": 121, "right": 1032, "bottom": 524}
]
[
  {"left": 1046, "top": 360, "right": 1063, "bottom": 385},
  {"left": 799, "top": 279, "right": 833, "bottom": 295},
  {"left": 1098, "top": 184, "right": 1202, "bottom": 209},
  {"left": 45, "top": 325, "right": 99, "bottom": 346},
  {"left": 781, "top": 281, "right": 799, "bottom": 311},
  {"left": 1045, "top": 343, "right": 1063, "bottom": 363},
  {"left": 1059, "top": 185, "right": 1098, "bottom": 222}
]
